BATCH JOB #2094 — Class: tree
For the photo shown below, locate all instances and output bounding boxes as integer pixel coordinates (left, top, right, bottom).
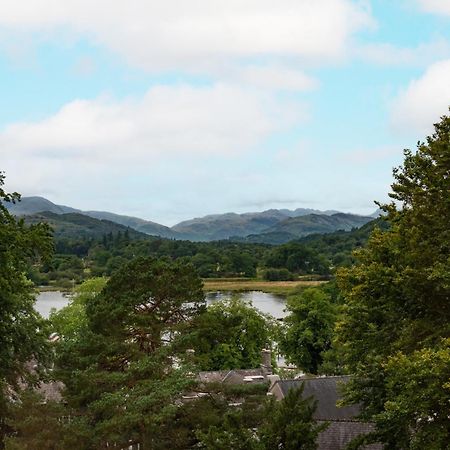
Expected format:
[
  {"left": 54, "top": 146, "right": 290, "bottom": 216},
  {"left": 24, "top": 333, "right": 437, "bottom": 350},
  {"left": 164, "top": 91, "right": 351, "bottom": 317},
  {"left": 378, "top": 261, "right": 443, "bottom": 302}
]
[
  {"left": 259, "top": 384, "right": 327, "bottom": 450},
  {"left": 194, "top": 383, "right": 324, "bottom": 450},
  {"left": 50, "top": 277, "right": 107, "bottom": 341},
  {"left": 279, "top": 287, "right": 337, "bottom": 374},
  {"left": 4, "top": 390, "right": 66, "bottom": 450},
  {"left": 0, "top": 172, "right": 53, "bottom": 446},
  {"left": 336, "top": 113, "right": 450, "bottom": 447},
  {"left": 185, "top": 297, "right": 276, "bottom": 371},
  {"left": 56, "top": 257, "right": 205, "bottom": 448},
  {"left": 196, "top": 410, "right": 263, "bottom": 450}
]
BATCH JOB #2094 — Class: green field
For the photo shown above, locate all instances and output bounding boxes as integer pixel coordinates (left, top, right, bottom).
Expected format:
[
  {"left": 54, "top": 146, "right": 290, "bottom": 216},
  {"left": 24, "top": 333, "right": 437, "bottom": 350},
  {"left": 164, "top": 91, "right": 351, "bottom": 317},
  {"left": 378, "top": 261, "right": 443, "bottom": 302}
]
[{"left": 202, "top": 278, "right": 325, "bottom": 296}]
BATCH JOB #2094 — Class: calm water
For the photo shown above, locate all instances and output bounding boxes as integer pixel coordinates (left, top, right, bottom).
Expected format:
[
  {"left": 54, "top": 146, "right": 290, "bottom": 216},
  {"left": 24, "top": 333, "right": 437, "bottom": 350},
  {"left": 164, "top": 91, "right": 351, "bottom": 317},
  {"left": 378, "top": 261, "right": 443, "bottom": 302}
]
[
  {"left": 205, "top": 291, "right": 287, "bottom": 319},
  {"left": 35, "top": 291, "right": 71, "bottom": 318},
  {"left": 35, "top": 290, "right": 286, "bottom": 319}
]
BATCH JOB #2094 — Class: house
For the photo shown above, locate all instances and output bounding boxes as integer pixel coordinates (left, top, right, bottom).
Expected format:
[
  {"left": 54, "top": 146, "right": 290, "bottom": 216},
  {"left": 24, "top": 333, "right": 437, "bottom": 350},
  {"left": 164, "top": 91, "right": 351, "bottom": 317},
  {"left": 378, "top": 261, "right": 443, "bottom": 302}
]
[
  {"left": 198, "top": 368, "right": 268, "bottom": 385},
  {"left": 269, "top": 376, "right": 382, "bottom": 450},
  {"left": 197, "top": 348, "right": 273, "bottom": 385}
]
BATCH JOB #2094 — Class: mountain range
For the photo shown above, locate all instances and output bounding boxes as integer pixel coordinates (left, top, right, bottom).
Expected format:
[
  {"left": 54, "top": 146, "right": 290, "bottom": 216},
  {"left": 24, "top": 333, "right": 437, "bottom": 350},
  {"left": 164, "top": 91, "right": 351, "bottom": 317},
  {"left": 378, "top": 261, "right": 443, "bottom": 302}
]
[{"left": 6, "top": 196, "right": 377, "bottom": 243}]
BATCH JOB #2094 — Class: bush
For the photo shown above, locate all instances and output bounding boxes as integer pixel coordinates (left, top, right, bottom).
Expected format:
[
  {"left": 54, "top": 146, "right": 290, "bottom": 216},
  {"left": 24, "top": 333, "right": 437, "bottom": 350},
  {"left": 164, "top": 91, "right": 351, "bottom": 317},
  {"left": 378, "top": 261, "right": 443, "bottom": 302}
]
[{"left": 263, "top": 268, "right": 295, "bottom": 281}]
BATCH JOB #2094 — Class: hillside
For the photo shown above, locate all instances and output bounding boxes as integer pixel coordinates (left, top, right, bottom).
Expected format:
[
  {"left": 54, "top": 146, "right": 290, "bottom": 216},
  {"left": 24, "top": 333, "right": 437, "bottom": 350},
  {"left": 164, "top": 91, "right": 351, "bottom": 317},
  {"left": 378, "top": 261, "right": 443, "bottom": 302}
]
[
  {"left": 6, "top": 196, "right": 175, "bottom": 238},
  {"left": 83, "top": 210, "right": 178, "bottom": 239},
  {"left": 25, "top": 211, "right": 150, "bottom": 240},
  {"left": 171, "top": 208, "right": 344, "bottom": 241},
  {"left": 268, "top": 213, "right": 372, "bottom": 235},
  {"left": 234, "top": 213, "right": 373, "bottom": 244},
  {"left": 6, "top": 196, "right": 79, "bottom": 216},
  {"left": 171, "top": 210, "right": 287, "bottom": 240}
]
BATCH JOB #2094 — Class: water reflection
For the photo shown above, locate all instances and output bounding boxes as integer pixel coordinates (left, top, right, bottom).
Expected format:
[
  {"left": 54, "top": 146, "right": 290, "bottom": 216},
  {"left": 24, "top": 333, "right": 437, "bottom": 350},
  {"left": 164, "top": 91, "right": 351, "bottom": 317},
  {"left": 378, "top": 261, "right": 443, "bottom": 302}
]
[
  {"left": 206, "top": 291, "right": 287, "bottom": 319},
  {"left": 35, "top": 291, "right": 70, "bottom": 318}
]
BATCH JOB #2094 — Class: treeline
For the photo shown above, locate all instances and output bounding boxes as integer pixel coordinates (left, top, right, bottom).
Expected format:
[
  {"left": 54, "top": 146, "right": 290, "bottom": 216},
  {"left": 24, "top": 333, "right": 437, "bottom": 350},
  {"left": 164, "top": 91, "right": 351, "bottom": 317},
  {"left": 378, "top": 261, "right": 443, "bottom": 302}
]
[{"left": 28, "top": 218, "right": 384, "bottom": 287}]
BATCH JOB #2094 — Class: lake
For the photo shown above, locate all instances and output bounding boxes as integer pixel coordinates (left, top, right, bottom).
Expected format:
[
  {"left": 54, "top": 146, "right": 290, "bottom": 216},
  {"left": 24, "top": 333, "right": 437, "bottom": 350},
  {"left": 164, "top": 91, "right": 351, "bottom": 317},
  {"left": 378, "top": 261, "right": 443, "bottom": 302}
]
[
  {"left": 35, "top": 291, "right": 71, "bottom": 318},
  {"left": 35, "top": 290, "right": 287, "bottom": 319},
  {"left": 205, "top": 291, "right": 287, "bottom": 319}
]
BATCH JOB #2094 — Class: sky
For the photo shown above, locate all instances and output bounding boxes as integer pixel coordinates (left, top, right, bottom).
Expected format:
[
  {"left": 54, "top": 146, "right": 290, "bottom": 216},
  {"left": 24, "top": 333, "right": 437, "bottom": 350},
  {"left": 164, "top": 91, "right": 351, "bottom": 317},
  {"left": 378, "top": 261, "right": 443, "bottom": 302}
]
[{"left": 1, "top": 0, "right": 450, "bottom": 226}]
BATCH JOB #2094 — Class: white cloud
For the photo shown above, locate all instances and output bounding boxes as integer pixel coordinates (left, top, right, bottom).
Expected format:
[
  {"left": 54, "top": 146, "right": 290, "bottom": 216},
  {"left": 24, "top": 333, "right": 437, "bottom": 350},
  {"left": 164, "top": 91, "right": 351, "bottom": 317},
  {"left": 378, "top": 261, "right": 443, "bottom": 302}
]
[
  {"left": 417, "top": 0, "right": 450, "bottom": 16},
  {"left": 1, "top": 83, "right": 304, "bottom": 158},
  {"left": 0, "top": 0, "right": 373, "bottom": 72},
  {"left": 358, "top": 38, "right": 450, "bottom": 66},
  {"left": 234, "top": 65, "right": 319, "bottom": 91},
  {"left": 0, "top": 83, "right": 307, "bottom": 220},
  {"left": 390, "top": 59, "right": 450, "bottom": 135}
]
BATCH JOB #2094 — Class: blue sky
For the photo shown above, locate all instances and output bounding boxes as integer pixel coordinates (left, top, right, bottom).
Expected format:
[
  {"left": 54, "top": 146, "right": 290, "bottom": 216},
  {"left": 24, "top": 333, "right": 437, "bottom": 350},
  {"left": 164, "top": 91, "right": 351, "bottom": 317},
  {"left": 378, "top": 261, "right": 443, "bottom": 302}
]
[{"left": 1, "top": 0, "right": 450, "bottom": 225}]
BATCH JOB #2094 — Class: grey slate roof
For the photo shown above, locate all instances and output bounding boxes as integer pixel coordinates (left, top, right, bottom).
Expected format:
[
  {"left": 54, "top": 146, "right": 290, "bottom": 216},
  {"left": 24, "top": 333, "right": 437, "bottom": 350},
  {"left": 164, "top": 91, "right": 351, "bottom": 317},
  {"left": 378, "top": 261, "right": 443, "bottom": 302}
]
[
  {"left": 198, "top": 368, "right": 267, "bottom": 385},
  {"left": 275, "top": 376, "right": 360, "bottom": 421},
  {"left": 272, "top": 376, "right": 383, "bottom": 449},
  {"left": 317, "top": 421, "right": 382, "bottom": 450}
]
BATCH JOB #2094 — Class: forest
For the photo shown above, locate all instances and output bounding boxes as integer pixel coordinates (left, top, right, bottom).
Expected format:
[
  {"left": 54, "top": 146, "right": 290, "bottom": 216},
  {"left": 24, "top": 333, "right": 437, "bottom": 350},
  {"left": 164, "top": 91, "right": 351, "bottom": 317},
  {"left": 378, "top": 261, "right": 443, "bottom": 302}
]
[
  {"left": 26, "top": 215, "right": 385, "bottom": 288},
  {"left": 1, "top": 113, "right": 449, "bottom": 449}
]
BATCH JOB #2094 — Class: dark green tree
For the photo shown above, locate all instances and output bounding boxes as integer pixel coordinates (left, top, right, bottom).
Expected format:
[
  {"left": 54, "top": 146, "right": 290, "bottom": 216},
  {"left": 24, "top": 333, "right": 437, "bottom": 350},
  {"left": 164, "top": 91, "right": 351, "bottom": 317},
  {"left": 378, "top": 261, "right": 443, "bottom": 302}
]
[
  {"left": 4, "top": 390, "right": 66, "bottom": 450},
  {"left": 0, "top": 172, "right": 53, "bottom": 446},
  {"left": 259, "top": 384, "right": 327, "bottom": 450},
  {"left": 56, "top": 257, "right": 205, "bottom": 448},
  {"left": 196, "top": 409, "right": 263, "bottom": 450},
  {"left": 336, "top": 113, "right": 450, "bottom": 448}
]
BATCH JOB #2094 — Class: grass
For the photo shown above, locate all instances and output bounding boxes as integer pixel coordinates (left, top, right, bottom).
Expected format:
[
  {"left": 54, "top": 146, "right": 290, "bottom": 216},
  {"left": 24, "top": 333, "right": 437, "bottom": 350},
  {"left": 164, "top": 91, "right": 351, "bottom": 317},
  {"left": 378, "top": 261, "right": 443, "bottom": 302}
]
[
  {"left": 39, "top": 277, "right": 327, "bottom": 297},
  {"left": 202, "top": 278, "right": 326, "bottom": 296}
]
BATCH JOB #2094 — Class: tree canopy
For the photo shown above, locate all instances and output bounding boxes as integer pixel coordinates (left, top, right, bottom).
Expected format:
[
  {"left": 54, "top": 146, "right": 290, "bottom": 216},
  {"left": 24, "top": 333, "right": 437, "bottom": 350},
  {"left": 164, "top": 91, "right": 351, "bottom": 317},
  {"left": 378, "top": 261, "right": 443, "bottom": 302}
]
[
  {"left": 280, "top": 287, "right": 337, "bottom": 374},
  {"left": 54, "top": 257, "right": 206, "bottom": 448},
  {"left": 336, "top": 113, "right": 450, "bottom": 448},
  {"left": 0, "top": 172, "right": 53, "bottom": 446},
  {"left": 186, "top": 297, "right": 276, "bottom": 371}
]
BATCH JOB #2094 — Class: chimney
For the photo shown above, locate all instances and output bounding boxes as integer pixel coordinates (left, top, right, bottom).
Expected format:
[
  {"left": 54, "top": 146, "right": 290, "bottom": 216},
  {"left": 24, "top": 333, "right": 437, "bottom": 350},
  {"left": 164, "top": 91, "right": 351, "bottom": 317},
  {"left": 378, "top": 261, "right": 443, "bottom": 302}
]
[{"left": 261, "top": 348, "right": 272, "bottom": 375}]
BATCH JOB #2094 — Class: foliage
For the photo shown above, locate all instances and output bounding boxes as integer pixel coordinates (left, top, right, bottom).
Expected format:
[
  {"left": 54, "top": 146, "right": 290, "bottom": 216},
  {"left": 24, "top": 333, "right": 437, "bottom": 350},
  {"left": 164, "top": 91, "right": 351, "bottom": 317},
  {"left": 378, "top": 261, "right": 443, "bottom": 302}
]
[
  {"left": 196, "top": 409, "right": 263, "bottom": 450},
  {"left": 264, "top": 242, "right": 331, "bottom": 275},
  {"left": 23, "top": 209, "right": 384, "bottom": 287},
  {"left": 263, "top": 268, "right": 295, "bottom": 281},
  {"left": 54, "top": 257, "right": 205, "bottom": 448},
  {"left": 296, "top": 218, "right": 388, "bottom": 269},
  {"left": 0, "top": 172, "right": 53, "bottom": 446},
  {"left": 259, "top": 384, "right": 327, "bottom": 450},
  {"left": 377, "top": 339, "right": 450, "bottom": 449},
  {"left": 186, "top": 297, "right": 276, "bottom": 370},
  {"left": 49, "top": 277, "right": 107, "bottom": 340},
  {"left": 336, "top": 113, "right": 450, "bottom": 447},
  {"left": 194, "top": 383, "right": 324, "bottom": 450},
  {"left": 4, "top": 390, "right": 66, "bottom": 450},
  {"left": 279, "top": 287, "right": 337, "bottom": 374}
]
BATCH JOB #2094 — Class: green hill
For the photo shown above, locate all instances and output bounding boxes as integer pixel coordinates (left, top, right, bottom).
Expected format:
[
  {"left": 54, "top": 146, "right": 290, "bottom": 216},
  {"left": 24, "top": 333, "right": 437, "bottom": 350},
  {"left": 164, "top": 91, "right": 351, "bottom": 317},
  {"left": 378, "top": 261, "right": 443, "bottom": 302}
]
[
  {"left": 234, "top": 213, "right": 373, "bottom": 244},
  {"left": 25, "top": 211, "right": 150, "bottom": 240}
]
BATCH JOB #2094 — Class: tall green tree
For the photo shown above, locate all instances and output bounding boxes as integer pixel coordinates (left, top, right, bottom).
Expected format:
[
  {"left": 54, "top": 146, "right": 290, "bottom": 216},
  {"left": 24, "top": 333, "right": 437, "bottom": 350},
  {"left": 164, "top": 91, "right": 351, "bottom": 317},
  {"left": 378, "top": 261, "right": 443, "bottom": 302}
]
[
  {"left": 336, "top": 113, "right": 450, "bottom": 448},
  {"left": 56, "top": 257, "right": 205, "bottom": 448},
  {"left": 280, "top": 287, "right": 337, "bottom": 374},
  {"left": 0, "top": 173, "right": 53, "bottom": 446}
]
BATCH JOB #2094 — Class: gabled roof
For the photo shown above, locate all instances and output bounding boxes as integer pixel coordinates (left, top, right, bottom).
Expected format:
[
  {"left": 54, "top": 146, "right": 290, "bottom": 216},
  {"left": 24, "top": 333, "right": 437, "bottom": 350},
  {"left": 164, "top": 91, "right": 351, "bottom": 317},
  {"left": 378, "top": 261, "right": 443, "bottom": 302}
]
[{"left": 273, "top": 376, "right": 360, "bottom": 421}]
